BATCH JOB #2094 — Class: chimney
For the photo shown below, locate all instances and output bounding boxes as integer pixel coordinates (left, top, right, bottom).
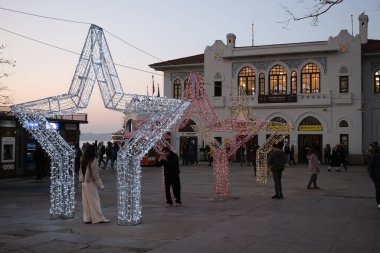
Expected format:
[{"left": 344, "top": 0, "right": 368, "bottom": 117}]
[
  {"left": 358, "top": 13, "right": 368, "bottom": 44},
  {"left": 226, "top": 33, "right": 236, "bottom": 48}
]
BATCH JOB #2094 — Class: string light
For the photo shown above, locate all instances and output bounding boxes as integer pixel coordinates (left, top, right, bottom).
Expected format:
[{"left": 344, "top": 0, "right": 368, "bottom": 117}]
[
  {"left": 179, "top": 72, "right": 292, "bottom": 198},
  {"left": 11, "top": 24, "right": 190, "bottom": 225},
  {"left": 256, "top": 122, "right": 293, "bottom": 184}
]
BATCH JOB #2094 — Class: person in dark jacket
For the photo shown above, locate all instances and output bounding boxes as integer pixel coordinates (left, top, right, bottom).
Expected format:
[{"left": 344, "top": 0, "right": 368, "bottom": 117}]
[
  {"left": 368, "top": 142, "right": 380, "bottom": 210},
  {"left": 268, "top": 143, "right": 286, "bottom": 199},
  {"left": 157, "top": 147, "right": 182, "bottom": 207},
  {"left": 34, "top": 144, "right": 46, "bottom": 180}
]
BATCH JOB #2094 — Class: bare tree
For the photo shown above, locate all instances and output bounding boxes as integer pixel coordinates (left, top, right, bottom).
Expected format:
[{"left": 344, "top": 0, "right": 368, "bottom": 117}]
[
  {"left": 0, "top": 44, "right": 16, "bottom": 105},
  {"left": 280, "top": 0, "right": 344, "bottom": 28}
]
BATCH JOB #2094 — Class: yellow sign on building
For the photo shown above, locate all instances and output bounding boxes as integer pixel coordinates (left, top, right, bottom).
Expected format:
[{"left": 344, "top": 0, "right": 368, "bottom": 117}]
[{"left": 298, "top": 125, "right": 322, "bottom": 131}]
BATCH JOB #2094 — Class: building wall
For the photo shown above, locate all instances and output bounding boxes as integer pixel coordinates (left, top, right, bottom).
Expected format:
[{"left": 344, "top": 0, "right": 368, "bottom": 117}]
[
  {"left": 159, "top": 26, "right": 372, "bottom": 164},
  {"left": 362, "top": 54, "right": 380, "bottom": 155}
]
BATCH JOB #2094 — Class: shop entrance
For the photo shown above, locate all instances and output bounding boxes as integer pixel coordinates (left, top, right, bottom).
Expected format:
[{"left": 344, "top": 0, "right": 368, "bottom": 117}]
[
  {"left": 179, "top": 136, "right": 198, "bottom": 165},
  {"left": 298, "top": 134, "right": 322, "bottom": 163}
]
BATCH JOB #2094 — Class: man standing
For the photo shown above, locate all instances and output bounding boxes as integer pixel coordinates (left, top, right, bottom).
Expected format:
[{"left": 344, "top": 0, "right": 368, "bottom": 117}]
[
  {"left": 268, "top": 143, "right": 286, "bottom": 199},
  {"left": 157, "top": 147, "right": 182, "bottom": 207},
  {"left": 368, "top": 142, "right": 380, "bottom": 210}
]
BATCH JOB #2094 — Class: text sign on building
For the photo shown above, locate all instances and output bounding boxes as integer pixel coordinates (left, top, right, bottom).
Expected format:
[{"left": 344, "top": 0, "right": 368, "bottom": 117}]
[{"left": 298, "top": 125, "right": 322, "bottom": 131}]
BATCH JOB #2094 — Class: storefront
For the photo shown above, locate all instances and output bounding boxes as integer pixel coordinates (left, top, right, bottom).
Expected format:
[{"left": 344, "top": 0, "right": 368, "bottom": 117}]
[{"left": 0, "top": 106, "right": 87, "bottom": 178}]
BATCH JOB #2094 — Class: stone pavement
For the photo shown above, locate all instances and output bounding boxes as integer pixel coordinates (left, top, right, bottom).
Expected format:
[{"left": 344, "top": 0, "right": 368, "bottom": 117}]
[{"left": 1, "top": 162, "right": 380, "bottom": 253}]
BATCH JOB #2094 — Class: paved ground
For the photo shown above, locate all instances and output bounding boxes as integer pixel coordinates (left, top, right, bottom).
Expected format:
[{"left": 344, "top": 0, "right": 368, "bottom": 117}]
[{"left": 0, "top": 162, "right": 379, "bottom": 253}]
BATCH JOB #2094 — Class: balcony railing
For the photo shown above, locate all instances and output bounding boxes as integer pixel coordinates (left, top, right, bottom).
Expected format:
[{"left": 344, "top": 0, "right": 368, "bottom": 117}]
[{"left": 258, "top": 94, "right": 297, "bottom": 103}]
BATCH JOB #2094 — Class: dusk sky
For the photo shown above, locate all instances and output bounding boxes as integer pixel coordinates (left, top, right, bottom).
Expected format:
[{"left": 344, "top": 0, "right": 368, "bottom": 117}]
[{"left": 1, "top": 0, "right": 380, "bottom": 134}]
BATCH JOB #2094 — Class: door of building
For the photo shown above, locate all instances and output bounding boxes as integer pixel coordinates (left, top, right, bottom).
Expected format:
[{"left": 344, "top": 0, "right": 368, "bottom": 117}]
[{"left": 298, "top": 134, "right": 322, "bottom": 164}]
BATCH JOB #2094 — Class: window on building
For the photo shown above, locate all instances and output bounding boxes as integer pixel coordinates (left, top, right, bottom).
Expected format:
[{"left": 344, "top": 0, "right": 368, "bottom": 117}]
[
  {"left": 339, "top": 76, "right": 349, "bottom": 93},
  {"left": 238, "top": 67, "right": 255, "bottom": 95},
  {"left": 173, "top": 79, "right": 182, "bottom": 98},
  {"left": 214, "top": 81, "right": 222, "bottom": 97},
  {"left": 271, "top": 117, "right": 287, "bottom": 123},
  {"left": 291, "top": 71, "right": 297, "bottom": 94},
  {"left": 301, "top": 63, "right": 320, "bottom": 93},
  {"left": 339, "top": 120, "right": 348, "bottom": 127},
  {"left": 259, "top": 73, "right": 265, "bottom": 95},
  {"left": 269, "top": 65, "right": 287, "bottom": 95},
  {"left": 375, "top": 69, "right": 380, "bottom": 93},
  {"left": 340, "top": 134, "right": 349, "bottom": 153},
  {"left": 125, "top": 119, "right": 133, "bottom": 132}
]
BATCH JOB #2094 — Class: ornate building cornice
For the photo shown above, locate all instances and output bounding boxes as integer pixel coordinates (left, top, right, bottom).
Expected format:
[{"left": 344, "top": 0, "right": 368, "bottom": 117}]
[
  {"left": 232, "top": 57, "right": 328, "bottom": 79},
  {"left": 171, "top": 72, "right": 204, "bottom": 81}
]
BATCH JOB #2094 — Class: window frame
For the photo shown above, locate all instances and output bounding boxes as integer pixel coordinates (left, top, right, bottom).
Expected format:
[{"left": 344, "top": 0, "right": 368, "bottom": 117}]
[
  {"left": 339, "top": 76, "right": 349, "bottom": 93},
  {"left": 238, "top": 67, "right": 255, "bottom": 95},
  {"left": 259, "top": 73, "right": 265, "bottom": 95},
  {"left": 214, "top": 81, "right": 222, "bottom": 97},
  {"left": 301, "top": 63, "right": 320, "bottom": 94},
  {"left": 269, "top": 65, "right": 287, "bottom": 95},
  {"left": 291, "top": 71, "right": 297, "bottom": 94},
  {"left": 173, "top": 79, "right": 182, "bottom": 98},
  {"left": 375, "top": 69, "right": 380, "bottom": 93}
]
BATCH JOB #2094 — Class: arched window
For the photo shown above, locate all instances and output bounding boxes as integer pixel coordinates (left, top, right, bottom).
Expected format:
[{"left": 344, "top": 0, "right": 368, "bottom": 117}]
[
  {"left": 259, "top": 73, "right": 265, "bottom": 95},
  {"left": 291, "top": 71, "right": 297, "bottom": 94},
  {"left": 269, "top": 65, "right": 287, "bottom": 95},
  {"left": 339, "top": 120, "right": 348, "bottom": 127},
  {"left": 271, "top": 117, "right": 287, "bottom": 123},
  {"left": 173, "top": 79, "right": 181, "bottom": 98},
  {"left": 238, "top": 67, "right": 255, "bottom": 95},
  {"left": 298, "top": 116, "right": 322, "bottom": 131},
  {"left": 301, "top": 63, "right": 320, "bottom": 93},
  {"left": 375, "top": 69, "right": 380, "bottom": 93},
  {"left": 125, "top": 119, "right": 133, "bottom": 132}
]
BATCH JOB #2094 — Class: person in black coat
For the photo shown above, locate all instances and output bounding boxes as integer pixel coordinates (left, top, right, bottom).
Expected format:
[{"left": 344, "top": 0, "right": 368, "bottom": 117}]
[
  {"left": 157, "top": 147, "right": 182, "bottom": 207},
  {"left": 368, "top": 143, "right": 380, "bottom": 210}
]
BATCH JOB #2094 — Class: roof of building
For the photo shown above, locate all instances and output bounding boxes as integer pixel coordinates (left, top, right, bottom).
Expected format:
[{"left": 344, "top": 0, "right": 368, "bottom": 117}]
[
  {"left": 149, "top": 54, "right": 204, "bottom": 69},
  {"left": 149, "top": 39, "right": 380, "bottom": 69},
  {"left": 362, "top": 39, "right": 380, "bottom": 53}
]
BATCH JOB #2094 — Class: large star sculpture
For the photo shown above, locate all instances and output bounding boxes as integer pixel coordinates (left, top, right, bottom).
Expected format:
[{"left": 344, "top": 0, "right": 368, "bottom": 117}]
[{"left": 11, "top": 24, "right": 190, "bottom": 225}]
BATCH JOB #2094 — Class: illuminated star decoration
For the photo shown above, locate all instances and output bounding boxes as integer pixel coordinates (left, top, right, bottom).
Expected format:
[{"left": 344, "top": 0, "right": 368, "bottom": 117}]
[
  {"left": 12, "top": 24, "right": 190, "bottom": 225},
  {"left": 178, "top": 73, "right": 273, "bottom": 198}
]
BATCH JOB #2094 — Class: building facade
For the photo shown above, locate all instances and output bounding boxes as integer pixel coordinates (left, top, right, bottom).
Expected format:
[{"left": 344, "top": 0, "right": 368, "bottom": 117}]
[
  {"left": 0, "top": 106, "right": 88, "bottom": 178},
  {"left": 150, "top": 14, "right": 380, "bottom": 164}
]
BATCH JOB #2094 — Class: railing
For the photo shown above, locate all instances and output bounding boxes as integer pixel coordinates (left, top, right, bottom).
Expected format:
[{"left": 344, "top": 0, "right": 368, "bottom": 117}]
[{"left": 258, "top": 94, "right": 297, "bottom": 103}]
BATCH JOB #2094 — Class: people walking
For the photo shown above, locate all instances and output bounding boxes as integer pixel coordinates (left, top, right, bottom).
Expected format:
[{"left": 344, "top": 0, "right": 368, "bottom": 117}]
[
  {"left": 102, "top": 142, "right": 113, "bottom": 170},
  {"left": 208, "top": 145, "right": 214, "bottom": 166},
  {"left": 157, "top": 147, "right": 182, "bottom": 207},
  {"left": 97, "top": 142, "right": 105, "bottom": 167},
  {"left": 328, "top": 145, "right": 341, "bottom": 172},
  {"left": 338, "top": 144, "right": 348, "bottom": 171},
  {"left": 34, "top": 144, "right": 46, "bottom": 180},
  {"left": 367, "top": 142, "right": 380, "bottom": 210},
  {"left": 289, "top": 144, "right": 296, "bottom": 165},
  {"left": 79, "top": 144, "right": 110, "bottom": 224},
  {"left": 284, "top": 144, "right": 291, "bottom": 165},
  {"left": 74, "top": 143, "right": 82, "bottom": 175},
  {"left": 268, "top": 143, "right": 286, "bottom": 199},
  {"left": 324, "top": 144, "right": 331, "bottom": 165},
  {"left": 307, "top": 145, "right": 321, "bottom": 189}
]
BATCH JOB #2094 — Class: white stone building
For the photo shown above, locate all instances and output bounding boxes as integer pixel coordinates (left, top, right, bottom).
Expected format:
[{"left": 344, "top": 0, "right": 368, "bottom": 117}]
[{"left": 149, "top": 14, "right": 380, "bottom": 164}]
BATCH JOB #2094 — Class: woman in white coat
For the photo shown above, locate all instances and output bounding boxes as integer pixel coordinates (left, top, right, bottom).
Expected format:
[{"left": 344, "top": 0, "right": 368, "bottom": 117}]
[{"left": 79, "top": 144, "right": 110, "bottom": 224}]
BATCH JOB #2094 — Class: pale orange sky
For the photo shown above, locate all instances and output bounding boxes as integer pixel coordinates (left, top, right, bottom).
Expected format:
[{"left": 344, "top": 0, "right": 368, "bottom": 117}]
[{"left": 1, "top": 0, "right": 380, "bottom": 133}]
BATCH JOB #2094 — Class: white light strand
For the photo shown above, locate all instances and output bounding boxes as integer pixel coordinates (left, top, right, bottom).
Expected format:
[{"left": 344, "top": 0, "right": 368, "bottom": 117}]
[{"left": 12, "top": 24, "right": 190, "bottom": 225}]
